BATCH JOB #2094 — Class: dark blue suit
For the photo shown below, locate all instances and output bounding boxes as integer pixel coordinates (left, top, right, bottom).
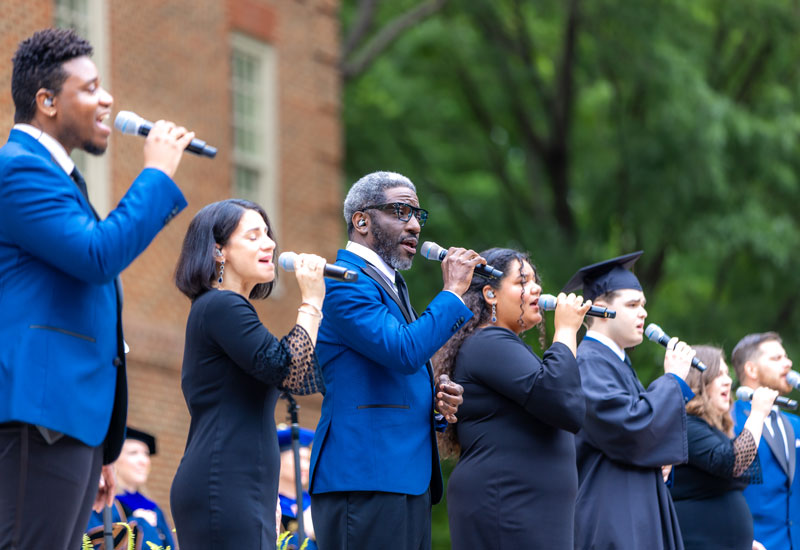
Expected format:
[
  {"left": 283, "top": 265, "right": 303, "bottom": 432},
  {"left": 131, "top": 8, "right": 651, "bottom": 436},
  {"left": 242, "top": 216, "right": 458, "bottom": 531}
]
[
  {"left": 734, "top": 400, "right": 800, "bottom": 550},
  {"left": 0, "top": 128, "right": 186, "bottom": 549},
  {"left": 309, "top": 249, "right": 471, "bottom": 548}
]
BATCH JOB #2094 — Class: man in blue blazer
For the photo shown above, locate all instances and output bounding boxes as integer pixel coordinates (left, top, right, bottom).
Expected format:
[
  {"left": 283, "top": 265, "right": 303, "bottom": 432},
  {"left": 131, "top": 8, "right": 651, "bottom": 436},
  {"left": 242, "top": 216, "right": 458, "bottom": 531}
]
[
  {"left": 732, "top": 332, "right": 800, "bottom": 550},
  {"left": 0, "top": 28, "right": 194, "bottom": 550},
  {"left": 309, "top": 171, "right": 484, "bottom": 550}
]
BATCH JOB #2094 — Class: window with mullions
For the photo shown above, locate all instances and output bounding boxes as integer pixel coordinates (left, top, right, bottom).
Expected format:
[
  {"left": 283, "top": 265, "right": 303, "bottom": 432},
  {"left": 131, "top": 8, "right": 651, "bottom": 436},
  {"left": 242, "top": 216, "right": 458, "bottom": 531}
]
[{"left": 230, "top": 33, "right": 279, "bottom": 233}]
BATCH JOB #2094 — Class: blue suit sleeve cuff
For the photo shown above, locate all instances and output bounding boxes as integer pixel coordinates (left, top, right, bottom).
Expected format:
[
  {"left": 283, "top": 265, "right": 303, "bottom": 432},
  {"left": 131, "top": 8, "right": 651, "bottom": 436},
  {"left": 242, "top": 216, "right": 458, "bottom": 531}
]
[{"left": 667, "top": 373, "right": 695, "bottom": 403}]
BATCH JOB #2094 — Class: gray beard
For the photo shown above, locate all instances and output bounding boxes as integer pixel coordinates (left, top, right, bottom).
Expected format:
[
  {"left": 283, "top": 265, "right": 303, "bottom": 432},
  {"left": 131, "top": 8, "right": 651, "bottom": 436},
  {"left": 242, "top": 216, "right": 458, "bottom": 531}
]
[{"left": 371, "top": 220, "right": 413, "bottom": 271}]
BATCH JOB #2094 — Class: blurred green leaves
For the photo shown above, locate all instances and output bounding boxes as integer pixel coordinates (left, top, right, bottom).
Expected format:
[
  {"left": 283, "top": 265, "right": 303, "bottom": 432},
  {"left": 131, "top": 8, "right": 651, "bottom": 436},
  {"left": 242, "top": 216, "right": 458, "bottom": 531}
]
[{"left": 340, "top": 2, "right": 800, "bottom": 543}]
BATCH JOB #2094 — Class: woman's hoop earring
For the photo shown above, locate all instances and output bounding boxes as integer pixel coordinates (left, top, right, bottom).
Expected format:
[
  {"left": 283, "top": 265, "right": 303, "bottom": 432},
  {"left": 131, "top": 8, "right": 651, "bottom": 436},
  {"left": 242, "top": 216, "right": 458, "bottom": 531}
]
[
  {"left": 491, "top": 303, "right": 497, "bottom": 324},
  {"left": 218, "top": 260, "right": 225, "bottom": 285}
]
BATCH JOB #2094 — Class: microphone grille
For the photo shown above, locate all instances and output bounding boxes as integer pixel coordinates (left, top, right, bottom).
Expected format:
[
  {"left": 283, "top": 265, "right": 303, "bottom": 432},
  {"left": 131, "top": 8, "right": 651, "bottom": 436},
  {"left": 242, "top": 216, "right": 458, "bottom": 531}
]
[
  {"left": 277, "top": 251, "right": 297, "bottom": 272},
  {"left": 539, "top": 294, "right": 557, "bottom": 311},
  {"left": 644, "top": 323, "right": 663, "bottom": 343},
  {"left": 419, "top": 241, "right": 441, "bottom": 261},
  {"left": 787, "top": 370, "right": 800, "bottom": 387},
  {"left": 114, "top": 111, "right": 142, "bottom": 135},
  {"left": 735, "top": 386, "right": 753, "bottom": 401}
]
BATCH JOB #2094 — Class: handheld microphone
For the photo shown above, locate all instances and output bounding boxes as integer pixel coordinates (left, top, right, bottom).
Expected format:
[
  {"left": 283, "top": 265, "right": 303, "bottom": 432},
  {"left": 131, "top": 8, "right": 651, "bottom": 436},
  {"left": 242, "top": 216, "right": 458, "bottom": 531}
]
[
  {"left": 644, "top": 323, "right": 707, "bottom": 372},
  {"left": 420, "top": 241, "right": 503, "bottom": 279},
  {"left": 538, "top": 294, "right": 616, "bottom": 318},
  {"left": 736, "top": 386, "right": 798, "bottom": 410},
  {"left": 278, "top": 252, "right": 358, "bottom": 282},
  {"left": 114, "top": 111, "right": 217, "bottom": 158},
  {"left": 786, "top": 370, "right": 800, "bottom": 391}
]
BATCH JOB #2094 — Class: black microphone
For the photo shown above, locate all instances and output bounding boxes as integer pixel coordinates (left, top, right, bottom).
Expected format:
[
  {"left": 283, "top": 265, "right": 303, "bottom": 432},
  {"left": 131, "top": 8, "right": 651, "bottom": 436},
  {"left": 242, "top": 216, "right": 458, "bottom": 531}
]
[
  {"left": 736, "top": 386, "right": 798, "bottom": 410},
  {"left": 644, "top": 323, "right": 707, "bottom": 372},
  {"left": 278, "top": 252, "right": 358, "bottom": 282},
  {"left": 538, "top": 294, "right": 616, "bottom": 318},
  {"left": 419, "top": 241, "right": 503, "bottom": 279},
  {"left": 114, "top": 111, "right": 217, "bottom": 158}
]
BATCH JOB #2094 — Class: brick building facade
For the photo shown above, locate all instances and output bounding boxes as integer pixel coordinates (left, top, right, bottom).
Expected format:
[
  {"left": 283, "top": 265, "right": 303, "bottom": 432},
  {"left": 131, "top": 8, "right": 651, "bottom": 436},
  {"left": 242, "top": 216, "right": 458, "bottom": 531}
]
[{"left": 0, "top": 0, "right": 341, "bottom": 525}]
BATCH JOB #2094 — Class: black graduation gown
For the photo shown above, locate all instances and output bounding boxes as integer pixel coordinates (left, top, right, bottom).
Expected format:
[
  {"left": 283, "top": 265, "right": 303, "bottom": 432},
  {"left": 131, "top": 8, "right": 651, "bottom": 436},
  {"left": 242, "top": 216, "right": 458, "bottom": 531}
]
[
  {"left": 447, "top": 327, "right": 585, "bottom": 549},
  {"left": 574, "top": 338, "right": 687, "bottom": 550}
]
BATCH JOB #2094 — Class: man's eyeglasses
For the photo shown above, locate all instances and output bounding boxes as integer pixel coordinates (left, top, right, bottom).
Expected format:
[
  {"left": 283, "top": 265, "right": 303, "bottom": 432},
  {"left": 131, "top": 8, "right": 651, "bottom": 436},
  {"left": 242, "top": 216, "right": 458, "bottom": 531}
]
[{"left": 362, "top": 202, "right": 429, "bottom": 226}]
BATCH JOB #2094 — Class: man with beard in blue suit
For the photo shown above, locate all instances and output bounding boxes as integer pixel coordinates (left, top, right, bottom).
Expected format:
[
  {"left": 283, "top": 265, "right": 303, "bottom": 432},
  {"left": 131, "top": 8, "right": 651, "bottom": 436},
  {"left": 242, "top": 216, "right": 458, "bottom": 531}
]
[
  {"left": 732, "top": 332, "right": 800, "bottom": 550},
  {"left": 0, "top": 28, "right": 194, "bottom": 550},
  {"left": 309, "top": 171, "right": 484, "bottom": 550}
]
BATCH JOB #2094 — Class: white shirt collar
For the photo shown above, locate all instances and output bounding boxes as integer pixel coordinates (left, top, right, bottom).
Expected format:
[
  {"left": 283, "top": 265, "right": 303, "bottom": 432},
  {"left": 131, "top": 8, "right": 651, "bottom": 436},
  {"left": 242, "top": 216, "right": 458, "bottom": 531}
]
[
  {"left": 585, "top": 330, "right": 627, "bottom": 361},
  {"left": 345, "top": 241, "right": 397, "bottom": 289},
  {"left": 13, "top": 123, "right": 74, "bottom": 175}
]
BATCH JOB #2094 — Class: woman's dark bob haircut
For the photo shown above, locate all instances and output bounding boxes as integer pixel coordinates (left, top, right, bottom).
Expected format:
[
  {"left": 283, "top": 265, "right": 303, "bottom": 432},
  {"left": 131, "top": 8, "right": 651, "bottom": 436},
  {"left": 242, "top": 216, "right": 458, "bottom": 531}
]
[{"left": 175, "top": 199, "right": 277, "bottom": 301}]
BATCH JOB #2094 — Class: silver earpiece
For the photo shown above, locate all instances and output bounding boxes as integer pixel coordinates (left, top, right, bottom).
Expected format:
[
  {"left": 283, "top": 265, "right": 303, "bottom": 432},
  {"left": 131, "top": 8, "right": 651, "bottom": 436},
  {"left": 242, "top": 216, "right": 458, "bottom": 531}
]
[
  {"left": 44, "top": 97, "right": 53, "bottom": 107},
  {"left": 487, "top": 290, "right": 495, "bottom": 298},
  {"left": 214, "top": 248, "right": 223, "bottom": 257},
  {"left": 357, "top": 219, "right": 366, "bottom": 227}
]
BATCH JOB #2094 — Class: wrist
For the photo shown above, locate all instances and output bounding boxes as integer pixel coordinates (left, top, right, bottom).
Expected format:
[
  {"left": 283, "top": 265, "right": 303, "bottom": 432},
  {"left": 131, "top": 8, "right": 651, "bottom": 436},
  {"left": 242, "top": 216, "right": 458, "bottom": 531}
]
[{"left": 298, "top": 301, "right": 323, "bottom": 321}]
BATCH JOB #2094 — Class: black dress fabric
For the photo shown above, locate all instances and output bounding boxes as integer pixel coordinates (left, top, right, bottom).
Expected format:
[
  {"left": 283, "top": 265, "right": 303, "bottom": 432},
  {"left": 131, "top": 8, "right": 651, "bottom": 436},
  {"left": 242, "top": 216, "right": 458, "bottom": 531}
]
[
  {"left": 170, "top": 290, "right": 322, "bottom": 550},
  {"left": 670, "top": 415, "right": 760, "bottom": 550},
  {"left": 446, "top": 326, "right": 585, "bottom": 549}
]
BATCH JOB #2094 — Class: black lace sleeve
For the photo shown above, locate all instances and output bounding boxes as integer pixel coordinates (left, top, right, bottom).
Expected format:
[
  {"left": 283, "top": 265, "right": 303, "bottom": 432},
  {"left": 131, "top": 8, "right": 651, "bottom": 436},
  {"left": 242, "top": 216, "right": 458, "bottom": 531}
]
[
  {"left": 685, "top": 416, "right": 760, "bottom": 484},
  {"left": 278, "top": 324, "right": 325, "bottom": 396},
  {"left": 732, "top": 428, "right": 762, "bottom": 483},
  {"left": 202, "top": 292, "right": 324, "bottom": 395}
]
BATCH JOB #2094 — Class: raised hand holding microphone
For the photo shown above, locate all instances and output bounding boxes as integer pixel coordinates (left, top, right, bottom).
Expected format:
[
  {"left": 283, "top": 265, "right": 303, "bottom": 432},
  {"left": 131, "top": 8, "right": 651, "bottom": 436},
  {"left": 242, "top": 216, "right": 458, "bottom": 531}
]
[
  {"left": 438, "top": 246, "right": 488, "bottom": 296},
  {"left": 279, "top": 252, "right": 358, "bottom": 282},
  {"left": 646, "top": 324, "right": 705, "bottom": 374},
  {"left": 736, "top": 386, "right": 791, "bottom": 410},
  {"left": 539, "top": 294, "right": 615, "bottom": 318},
  {"left": 420, "top": 241, "right": 499, "bottom": 282},
  {"left": 551, "top": 292, "right": 592, "bottom": 357},
  {"left": 289, "top": 253, "right": 327, "bottom": 340},
  {"left": 142, "top": 120, "right": 196, "bottom": 178}
]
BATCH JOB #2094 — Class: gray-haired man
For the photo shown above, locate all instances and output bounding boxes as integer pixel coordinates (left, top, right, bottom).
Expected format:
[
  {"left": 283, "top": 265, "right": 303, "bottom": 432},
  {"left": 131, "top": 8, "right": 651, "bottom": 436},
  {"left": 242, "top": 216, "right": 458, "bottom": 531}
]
[{"left": 308, "top": 171, "right": 483, "bottom": 549}]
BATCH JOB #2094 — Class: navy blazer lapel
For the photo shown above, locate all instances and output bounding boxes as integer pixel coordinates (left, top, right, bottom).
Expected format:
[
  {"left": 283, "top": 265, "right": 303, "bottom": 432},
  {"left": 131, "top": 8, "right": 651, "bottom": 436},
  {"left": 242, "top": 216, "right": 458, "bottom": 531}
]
[
  {"left": 359, "top": 263, "right": 415, "bottom": 324},
  {"left": 763, "top": 414, "right": 791, "bottom": 477},
  {"left": 356, "top": 259, "right": 434, "bottom": 385}
]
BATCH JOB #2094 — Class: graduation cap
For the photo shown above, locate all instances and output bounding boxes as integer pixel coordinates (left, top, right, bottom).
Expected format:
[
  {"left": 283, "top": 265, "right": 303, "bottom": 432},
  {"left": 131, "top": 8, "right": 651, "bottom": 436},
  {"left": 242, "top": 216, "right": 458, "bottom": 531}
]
[
  {"left": 277, "top": 427, "right": 315, "bottom": 452},
  {"left": 561, "top": 251, "right": 644, "bottom": 302},
  {"left": 125, "top": 427, "right": 157, "bottom": 455}
]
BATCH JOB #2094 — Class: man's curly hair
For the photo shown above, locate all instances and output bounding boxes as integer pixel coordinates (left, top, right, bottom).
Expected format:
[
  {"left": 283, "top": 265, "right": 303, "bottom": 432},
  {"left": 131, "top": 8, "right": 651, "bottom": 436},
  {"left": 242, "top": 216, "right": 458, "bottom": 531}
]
[{"left": 12, "top": 28, "right": 93, "bottom": 123}]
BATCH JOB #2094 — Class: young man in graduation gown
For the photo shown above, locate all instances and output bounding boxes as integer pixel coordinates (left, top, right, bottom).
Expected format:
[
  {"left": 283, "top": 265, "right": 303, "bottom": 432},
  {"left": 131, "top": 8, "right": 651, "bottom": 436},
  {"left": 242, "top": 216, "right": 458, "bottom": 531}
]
[
  {"left": 565, "top": 252, "right": 697, "bottom": 550},
  {"left": 732, "top": 332, "right": 800, "bottom": 550}
]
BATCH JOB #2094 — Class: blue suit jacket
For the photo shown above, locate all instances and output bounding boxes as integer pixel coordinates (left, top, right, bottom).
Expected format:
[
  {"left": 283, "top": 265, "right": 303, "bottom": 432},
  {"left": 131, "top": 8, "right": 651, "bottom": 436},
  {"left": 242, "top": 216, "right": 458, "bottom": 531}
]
[
  {"left": 0, "top": 129, "right": 186, "bottom": 460},
  {"left": 734, "top": 399, "right": 800, "bottom": 550},
  {"left": 308, "top": 249, "right": 471, "bottom": 503}
]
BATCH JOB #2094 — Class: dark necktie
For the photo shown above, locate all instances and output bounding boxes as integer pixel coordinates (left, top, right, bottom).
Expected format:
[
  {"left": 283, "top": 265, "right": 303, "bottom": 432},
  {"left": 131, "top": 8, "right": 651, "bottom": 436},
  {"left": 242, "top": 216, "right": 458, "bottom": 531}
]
[
  {"left": 70, "top": 166, "right": 89, "bottom": 200},
  {"left": 395, "top": 272, "right": 415, "bottom": 320},
  {"left": 770, "top": 410, "right": 788, "bottom": 465}
]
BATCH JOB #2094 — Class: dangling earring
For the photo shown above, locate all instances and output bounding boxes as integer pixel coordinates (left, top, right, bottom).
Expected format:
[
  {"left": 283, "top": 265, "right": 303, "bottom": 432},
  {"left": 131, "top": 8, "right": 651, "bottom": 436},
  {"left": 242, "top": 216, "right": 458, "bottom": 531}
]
[
  {"left": 491, "top": 303, "right": 497, "bottom": 324},
  {"left": 218, "top": 260, "right": 225, "bottom": 285}
]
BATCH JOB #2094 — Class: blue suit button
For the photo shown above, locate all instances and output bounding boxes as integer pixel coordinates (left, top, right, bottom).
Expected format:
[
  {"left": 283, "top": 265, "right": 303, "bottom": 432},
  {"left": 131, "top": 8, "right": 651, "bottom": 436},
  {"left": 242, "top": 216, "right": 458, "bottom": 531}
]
[{"left": 451, "top": 324, "right": 458, "bottom": 331}]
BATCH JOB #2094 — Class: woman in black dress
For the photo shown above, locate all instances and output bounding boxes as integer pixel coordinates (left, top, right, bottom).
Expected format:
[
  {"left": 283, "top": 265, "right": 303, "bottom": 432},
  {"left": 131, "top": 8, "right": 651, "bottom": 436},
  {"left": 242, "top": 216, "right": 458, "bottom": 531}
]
[
  {"left": 669, "top": 345, "right": 777, "bottom": 550},
  {"left": 170, "top": 199, "right": 326, "bottom": 550},
  {"left": 435, "top": 248, "right": 590, "bottom": 549}
]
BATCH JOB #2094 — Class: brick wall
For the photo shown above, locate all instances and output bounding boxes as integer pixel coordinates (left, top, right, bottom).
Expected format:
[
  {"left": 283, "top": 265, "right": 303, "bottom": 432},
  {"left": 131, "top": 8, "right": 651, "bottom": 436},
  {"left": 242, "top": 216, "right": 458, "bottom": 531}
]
[{"left": 0, "top": 0, "right": 341, "bottom": 527}]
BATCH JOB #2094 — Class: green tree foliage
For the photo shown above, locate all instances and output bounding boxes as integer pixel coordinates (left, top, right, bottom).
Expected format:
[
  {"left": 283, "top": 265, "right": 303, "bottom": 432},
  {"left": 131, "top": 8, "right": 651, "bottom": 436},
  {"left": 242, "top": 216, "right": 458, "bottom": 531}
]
[{"left": 341, "top": 1, "right": 800, "bottom": 546}]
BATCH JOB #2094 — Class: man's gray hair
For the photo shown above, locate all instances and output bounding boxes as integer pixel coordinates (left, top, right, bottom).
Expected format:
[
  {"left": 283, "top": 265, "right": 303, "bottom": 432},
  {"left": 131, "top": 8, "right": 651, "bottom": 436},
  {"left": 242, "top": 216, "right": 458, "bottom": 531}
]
[{"left": 343, "top": 171, "right": 416, "bottom": 234}]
